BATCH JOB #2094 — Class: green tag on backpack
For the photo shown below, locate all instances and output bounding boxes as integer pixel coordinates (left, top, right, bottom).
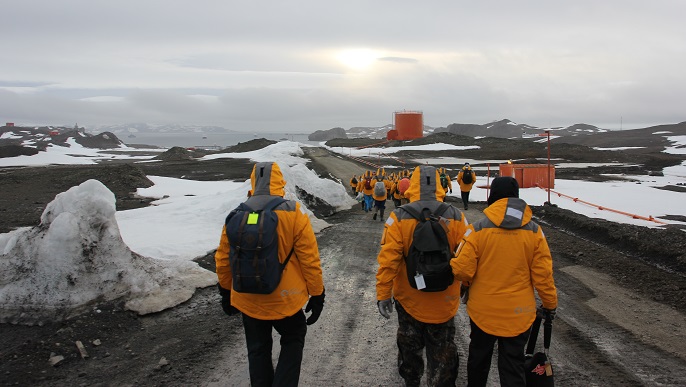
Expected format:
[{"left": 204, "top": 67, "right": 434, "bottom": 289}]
[{"left": 247, "top": 213, "right": 259, "bottom": 225}]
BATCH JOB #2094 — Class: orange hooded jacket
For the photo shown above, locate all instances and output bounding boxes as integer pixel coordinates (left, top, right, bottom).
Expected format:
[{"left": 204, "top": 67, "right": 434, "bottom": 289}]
[
  {"left": 456, "top": 166, "right": 476, "bottom": 192},
  {"left": 215, "top": 162, "right": 324, "bottom": 320},
  {"left": 451, "top": 197, "right": 557, "bottom": 337},
  {"left": 376, "top": 165, "right": 468, "bottom": 324}
]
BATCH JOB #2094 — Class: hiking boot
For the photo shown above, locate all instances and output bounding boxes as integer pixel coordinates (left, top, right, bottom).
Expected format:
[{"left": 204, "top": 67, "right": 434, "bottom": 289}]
[{"left": 373, "top": 213, "right": 377, "bottom": 220}]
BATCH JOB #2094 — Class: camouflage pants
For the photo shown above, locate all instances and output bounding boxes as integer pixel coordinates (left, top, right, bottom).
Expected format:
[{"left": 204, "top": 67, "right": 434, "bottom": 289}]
[{"left": 396, "top": 302, "right": 459, "bottom": 387}]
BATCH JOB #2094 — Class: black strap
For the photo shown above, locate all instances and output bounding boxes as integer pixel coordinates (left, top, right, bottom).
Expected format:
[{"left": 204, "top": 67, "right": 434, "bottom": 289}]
[
  {"left": 400, "top": 202, "right": 451, "bottom": 221},
  {"left": 282, "top": 246, "right": 295, "bottom": 270},
  {"left": 526, "top": 316, "right": 553, "bottom": 355}
]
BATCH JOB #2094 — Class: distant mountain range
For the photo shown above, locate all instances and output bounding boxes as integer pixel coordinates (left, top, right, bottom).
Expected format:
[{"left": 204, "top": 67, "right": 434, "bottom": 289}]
[
  {"left": 3, "top": 119, "right": 685, "bottom": 157},
  {"left": 336, "top": 119, "right": 610, "bottom": 140},
  {"left": 309, "top": 119, "right": 686, "bottom": 150},
  {"left": 91, "top": 123, "right": 237, "bottom": 135}
]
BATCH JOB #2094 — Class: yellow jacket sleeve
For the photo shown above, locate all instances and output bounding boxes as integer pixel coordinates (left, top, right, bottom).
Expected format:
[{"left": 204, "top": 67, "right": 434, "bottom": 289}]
[
  {"left": 215, "top": 225, "right": 232, "bottom": 290},
  {"left": 376, "top": 212, "right": 404, "bottom": 301}
]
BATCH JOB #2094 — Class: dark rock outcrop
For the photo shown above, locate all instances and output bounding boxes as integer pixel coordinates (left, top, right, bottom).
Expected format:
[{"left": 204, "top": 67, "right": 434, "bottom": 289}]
[{"left": 308, "top": 127, "right": 347, "bottom": 141}]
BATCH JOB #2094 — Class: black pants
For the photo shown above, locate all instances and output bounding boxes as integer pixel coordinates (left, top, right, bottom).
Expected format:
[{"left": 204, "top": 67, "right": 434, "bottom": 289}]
[
  {"left": 396, "top": 302, "right": 459, "bottom": 387},
  {"left": 242, "top": 310, "right": 307, "bottom": 387},
  {"left": 461, "top": 191, "right": 470, "bottom": 208},
  {"left": 467, "top": 319, "right": 529, "bottom": 387}
]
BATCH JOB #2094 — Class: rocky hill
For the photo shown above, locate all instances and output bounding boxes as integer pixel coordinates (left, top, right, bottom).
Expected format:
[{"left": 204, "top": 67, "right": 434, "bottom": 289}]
[
  {"left": 308, "top": 127, "right": 348, "bottom": 141},
  {"left": 0, "top": 125, "right": 124, "bottom": 158}
]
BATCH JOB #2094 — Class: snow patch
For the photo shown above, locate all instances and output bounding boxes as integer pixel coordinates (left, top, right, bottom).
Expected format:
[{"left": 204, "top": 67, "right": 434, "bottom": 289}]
[{"left": 0, "top": 180, "right": 216, "bottom": 325}]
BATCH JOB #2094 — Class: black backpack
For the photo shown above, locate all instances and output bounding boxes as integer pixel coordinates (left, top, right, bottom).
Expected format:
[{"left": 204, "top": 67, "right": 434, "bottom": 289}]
[
  {"left": 351, "top": 177, "right": 358, "bottom": 185},
  {"left": 440, "top": 173, "right": 449, "bottom": 189},
  {"left": 225, "top": 197, "right": 294, "bottom": 294},
  {"left": 462, "top": 170, "right": 473, "bottom": 184},
  {"left": 400, "top": 203, "right": 454, "bottom": 292}
]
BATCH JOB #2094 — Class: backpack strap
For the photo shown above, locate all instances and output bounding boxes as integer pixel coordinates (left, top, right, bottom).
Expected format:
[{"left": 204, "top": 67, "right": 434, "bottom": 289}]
[
  {"left": 259, "top": 197, "right": 295, "bottom": 270},
  {"left": 526, "top": 316, "right": 553, "bottom": 356},
  {"left": 234, "top": 210, "right": 251, "bottom": 290},
  {"left": 400, "top": 204, "right": 425, "bottom": 221},
  {"left": 526, "top": 316, "right": 542, "bottom": 356},
  {"left": 400, "top": 202, "right": 451, "bottom": 222}
]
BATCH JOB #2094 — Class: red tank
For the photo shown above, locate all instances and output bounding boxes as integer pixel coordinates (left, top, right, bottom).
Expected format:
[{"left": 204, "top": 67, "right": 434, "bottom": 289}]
[{"left": 393, "top": 111, "right": 423, "bottom": 140}]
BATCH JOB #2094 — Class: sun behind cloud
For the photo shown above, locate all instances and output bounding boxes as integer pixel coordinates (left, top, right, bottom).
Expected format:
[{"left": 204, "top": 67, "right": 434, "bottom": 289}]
[{"left": 336, "top": 49, "right": 380, "bottom": 70}]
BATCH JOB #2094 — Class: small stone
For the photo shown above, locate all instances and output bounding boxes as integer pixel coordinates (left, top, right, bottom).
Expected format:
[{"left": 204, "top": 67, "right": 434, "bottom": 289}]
[
  {"left": 158, "top": 357, "right": 169, "bottom": 366},
  {"left": 49, "top": 355, "right": 65, "bottom": 367},
  {"left": 92, "top": 339, "right": 102, "bottom": 346}
]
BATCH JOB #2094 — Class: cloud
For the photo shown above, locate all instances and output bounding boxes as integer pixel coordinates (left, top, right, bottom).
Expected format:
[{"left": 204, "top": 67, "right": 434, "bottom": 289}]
[
  {"left": 378, "top": 57, "right": 419, "bottom": 64},
  {"left": 1, "top": 1, "right": 685, "bottom": 130}
]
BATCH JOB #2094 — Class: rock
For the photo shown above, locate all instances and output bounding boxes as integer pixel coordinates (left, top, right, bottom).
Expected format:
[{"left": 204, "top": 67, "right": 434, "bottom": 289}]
[
  {"left": 92, "top": 339, "right": 102, "bottom": 346},
  {"left": 75, "top": 340, "right": 89, "bottom": 359},
  {"left": 49, "top": 354, "right": 65, "bottom": 367},
  {"left": 153, "top": 147, "right": 195, "bottom": 161},
  {"left": 158, "top": 357, "right": 169, "bottom": 366},
  {"left": 308, "top": 127, "right": 347, "bottom": 141}
]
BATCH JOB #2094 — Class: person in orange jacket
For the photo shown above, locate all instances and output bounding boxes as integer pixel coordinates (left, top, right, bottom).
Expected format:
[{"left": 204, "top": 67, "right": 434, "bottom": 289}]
[
  {"left": 349, "top": 175, "right": 359, "bottom": 195},
  {"left": 360, "top": 174, "right": 375, "bottom": 212},
  {"left": 215, "top": 162, "right": 325, "bottom": 387},
  {"left": 451, "top": 176, "right": 557, "bottom": 386},
  {"left": 456, "top": 162, "right": 476, "bottom": 210},
  {"left": 371, "top": 175, "right": 388, "bottom": 221},
  {"left": 438, "top": 167, "right": 453, "bottom": 195},
  {"left": 376, "top": 165, "right": 469, "bottom": 386},
  {"left": 389, "top": 177, "right": 402, "bottom": 208}
]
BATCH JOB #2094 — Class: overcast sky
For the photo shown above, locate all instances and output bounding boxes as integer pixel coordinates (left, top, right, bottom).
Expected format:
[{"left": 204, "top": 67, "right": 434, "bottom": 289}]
[{"left": 2, "top": 1, "right": 685, "bottom": 132}]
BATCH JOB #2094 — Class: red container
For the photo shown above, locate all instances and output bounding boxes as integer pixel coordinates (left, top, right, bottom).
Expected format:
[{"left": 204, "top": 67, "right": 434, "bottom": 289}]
[
  {"left": 499, "top": 164, "right": 555, "bottom": 189},
  {"left": 393, "top": 111, "right": 423, "bottom": 140}
]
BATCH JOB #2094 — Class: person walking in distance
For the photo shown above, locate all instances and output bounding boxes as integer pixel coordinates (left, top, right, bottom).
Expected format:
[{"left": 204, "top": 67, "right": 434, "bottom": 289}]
[
  {"left": 215, "top": 161, "right": 325, "bottom": 387},
  {"left": 372, "top": 175, "right": 388, "bottom": 221},
  {"left": 349, "top": 174, "right": 359, "bottom": 196},
  {"left": 376, "top": 165, "right": 469, "bottom": 386},
  {"left": 456, "top": 163, "right": 476, "bottom": 210},
  {"left": 451, "top": 176, "right": 558, "bottom": 386}
]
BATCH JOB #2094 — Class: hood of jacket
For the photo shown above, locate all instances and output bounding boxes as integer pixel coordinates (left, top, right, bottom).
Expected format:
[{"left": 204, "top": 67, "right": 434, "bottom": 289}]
[
  {"left": 483, "top": 197, "right": 533, "bottom": 229},
  {"left": 404, "top": 165, "right": 446, "bottom": 203},
  {"left": 250, "top": 162, "right": 286, "bottom": 197}
]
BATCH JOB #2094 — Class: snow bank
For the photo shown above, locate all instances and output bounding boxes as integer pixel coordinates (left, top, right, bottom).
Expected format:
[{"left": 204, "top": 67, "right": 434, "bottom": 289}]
[
  {"left": 0, "top": 180, "right": 216, "bottom": 325},
  {"left": 116, "top": 154, "right": 357, "bottom": 261}
]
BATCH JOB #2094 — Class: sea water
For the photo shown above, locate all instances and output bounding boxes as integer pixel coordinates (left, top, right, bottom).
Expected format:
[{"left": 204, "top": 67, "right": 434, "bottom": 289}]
[{"left": 122, "top": 132, "right": 320, "bottom": 148}]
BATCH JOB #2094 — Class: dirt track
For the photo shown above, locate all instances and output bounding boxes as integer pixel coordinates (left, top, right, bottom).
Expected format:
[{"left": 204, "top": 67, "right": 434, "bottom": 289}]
[{"left": 1, "top": 146, "right": 686, "bottom": 386}]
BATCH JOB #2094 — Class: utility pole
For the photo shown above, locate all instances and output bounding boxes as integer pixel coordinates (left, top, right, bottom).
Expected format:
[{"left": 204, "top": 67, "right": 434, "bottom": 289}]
[{"left": 539, "top": 130, "right": 552, "bottom": 205}]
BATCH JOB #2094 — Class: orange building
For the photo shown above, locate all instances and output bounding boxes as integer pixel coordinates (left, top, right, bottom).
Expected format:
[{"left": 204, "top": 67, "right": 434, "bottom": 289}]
[{"left": 499, "top": 163, "right": 555, "bottom": 189}]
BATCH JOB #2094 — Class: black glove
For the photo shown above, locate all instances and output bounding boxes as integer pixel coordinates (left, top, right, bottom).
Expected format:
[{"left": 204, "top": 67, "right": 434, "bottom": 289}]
[
  {"left": 377, "top": 298, "right": 393, "bottom": 319},
  {"left": 449, "top": 189, "right": 452, "bottom": 194},
  {"left": 536, "top": 305, "right": 556, "bottom": 321},
  {"left": 460, "top": 283, "right": 470, "bottom": 304},
  {"left": 218, "top": 284, "right": 239, "bottom": 316},
  {"left": 305, "top": 289, "right": 325, "bottom": 325}
]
